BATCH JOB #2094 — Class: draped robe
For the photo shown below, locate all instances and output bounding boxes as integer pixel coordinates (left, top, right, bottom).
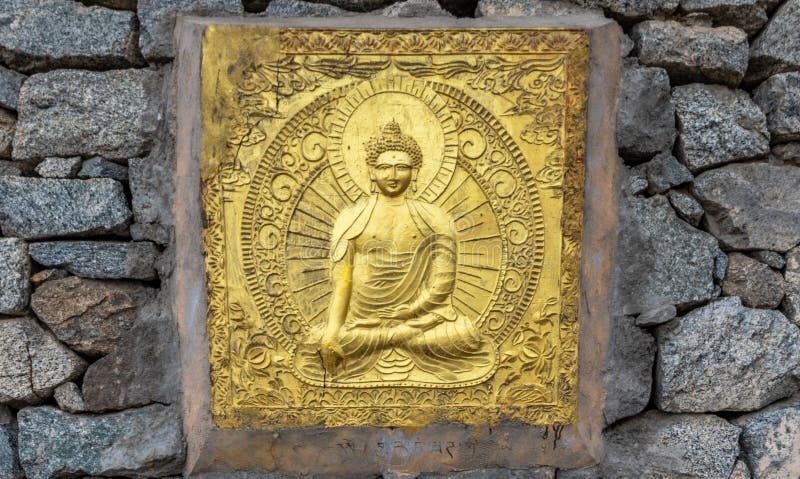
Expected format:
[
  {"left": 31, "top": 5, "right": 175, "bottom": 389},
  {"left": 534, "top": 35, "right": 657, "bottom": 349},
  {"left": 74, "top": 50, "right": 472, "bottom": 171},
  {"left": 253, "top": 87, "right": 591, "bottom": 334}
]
[{"left": 294, "top": 195, "right": 495, "bottom": 384}]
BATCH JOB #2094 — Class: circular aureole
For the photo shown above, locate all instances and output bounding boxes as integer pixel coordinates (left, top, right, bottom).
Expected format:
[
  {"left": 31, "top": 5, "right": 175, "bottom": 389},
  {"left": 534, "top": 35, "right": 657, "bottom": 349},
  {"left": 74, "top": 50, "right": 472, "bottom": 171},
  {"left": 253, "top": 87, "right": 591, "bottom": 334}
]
[{"left": 328, "top": 77, "right": 458, "bottom": 202}]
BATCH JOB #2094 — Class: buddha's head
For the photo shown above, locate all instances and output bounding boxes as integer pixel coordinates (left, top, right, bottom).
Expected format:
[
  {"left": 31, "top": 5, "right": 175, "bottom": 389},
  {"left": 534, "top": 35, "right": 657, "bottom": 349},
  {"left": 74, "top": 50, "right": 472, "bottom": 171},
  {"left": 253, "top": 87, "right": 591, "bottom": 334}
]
[{"left": 364, "top": 120, "right": 422, "bottom": 197}]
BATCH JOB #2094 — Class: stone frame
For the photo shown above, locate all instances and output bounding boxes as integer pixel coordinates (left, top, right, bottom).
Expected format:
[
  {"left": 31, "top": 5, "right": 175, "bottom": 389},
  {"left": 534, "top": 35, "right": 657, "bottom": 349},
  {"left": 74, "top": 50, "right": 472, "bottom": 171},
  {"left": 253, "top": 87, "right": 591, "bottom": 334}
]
[{"left": 175, "top": 15, "right": 620, "bottom": 476}]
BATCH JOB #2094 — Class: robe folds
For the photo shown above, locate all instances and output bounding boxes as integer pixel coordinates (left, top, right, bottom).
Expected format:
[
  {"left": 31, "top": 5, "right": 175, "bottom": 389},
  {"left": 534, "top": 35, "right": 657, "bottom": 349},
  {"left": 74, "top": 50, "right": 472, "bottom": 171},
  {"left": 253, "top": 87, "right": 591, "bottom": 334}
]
[{"left": 294, "top": 195, "right": 496, "bottom": 385}]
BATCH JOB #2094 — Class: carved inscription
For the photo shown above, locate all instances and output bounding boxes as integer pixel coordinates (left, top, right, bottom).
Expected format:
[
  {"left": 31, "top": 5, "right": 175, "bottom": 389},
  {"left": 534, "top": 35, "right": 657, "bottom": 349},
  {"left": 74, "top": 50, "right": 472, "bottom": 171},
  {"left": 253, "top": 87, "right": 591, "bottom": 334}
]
[{"left": 201, "top": 28, "right": 589, "bottom": 428}]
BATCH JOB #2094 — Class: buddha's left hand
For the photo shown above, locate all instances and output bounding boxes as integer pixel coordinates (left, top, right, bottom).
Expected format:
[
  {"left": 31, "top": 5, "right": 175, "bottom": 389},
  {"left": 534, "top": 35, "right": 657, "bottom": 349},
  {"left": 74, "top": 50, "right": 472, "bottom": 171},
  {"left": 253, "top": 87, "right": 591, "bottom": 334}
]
[{"left": 378, "top": 304, "right": 414, "bottom": 320}]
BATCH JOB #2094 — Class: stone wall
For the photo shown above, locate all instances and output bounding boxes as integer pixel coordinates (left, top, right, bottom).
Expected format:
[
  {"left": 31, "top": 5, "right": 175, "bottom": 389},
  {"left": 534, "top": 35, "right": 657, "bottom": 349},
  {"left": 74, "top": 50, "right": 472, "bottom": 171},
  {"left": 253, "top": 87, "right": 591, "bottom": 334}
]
[{"left": 0, "top": 0, "right": 797, "bottom": 478}]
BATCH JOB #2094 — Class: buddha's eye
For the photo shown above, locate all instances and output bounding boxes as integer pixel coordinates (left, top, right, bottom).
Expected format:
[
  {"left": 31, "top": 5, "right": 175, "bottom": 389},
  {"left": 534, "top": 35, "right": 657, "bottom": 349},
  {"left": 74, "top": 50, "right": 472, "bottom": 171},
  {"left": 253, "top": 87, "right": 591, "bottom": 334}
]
[{"left": 396, "top": 165, "right": 411, "bottom": 172}]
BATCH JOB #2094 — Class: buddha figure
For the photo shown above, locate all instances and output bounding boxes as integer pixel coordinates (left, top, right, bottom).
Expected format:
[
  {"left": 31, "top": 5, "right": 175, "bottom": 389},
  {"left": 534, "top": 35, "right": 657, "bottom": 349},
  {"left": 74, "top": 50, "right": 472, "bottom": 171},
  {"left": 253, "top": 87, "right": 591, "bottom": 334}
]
[{"left": 294, "top": 120, "right": 496, "bottom": 385}]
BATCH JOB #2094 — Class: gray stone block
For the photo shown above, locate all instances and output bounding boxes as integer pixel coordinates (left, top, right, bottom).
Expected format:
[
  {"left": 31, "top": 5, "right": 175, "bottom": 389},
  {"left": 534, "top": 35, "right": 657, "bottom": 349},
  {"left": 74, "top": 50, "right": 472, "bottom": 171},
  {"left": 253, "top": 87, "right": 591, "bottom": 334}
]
[
  {"left": 17, "top": 404, "right": 184, "bottom": 479},
  {"left": 29, "top": 241, "right": 159, "bottom": 280},
  {"left": 0, "top": 0, "right": 141, "bottom": 74},
  {"left": 575, "top": 0, "right": 678, "bottom": 21},
  {"left": 475, "top": 0, "right": 601, "bottom": 17},
  {"left": 378, "top": 0, "right": 452, "bottom": 16},
  {"left": 681, "top": 0, "right": 767, "bottom": 34},
  {"left": 138, "top": 0, "right": 244, "bottom": 60},
  {"left": 728, "top": 460, "right": 752, "bottom": 479},
  {"left": 735, "top": 395, "right": 800, "bottom": 479},
  {"left": 635, "top": 303, "right": 677, "bottom": 327},
  {"left": 262, "top": 0, "right": 351, "bottom": 16},
  {"left": 0, "top": 317, "right": 87, "bottom": 407},
  {"left": 603, "top": 316, "right": 655, "bottom": 425},
  {"left": 656, "top": 297, "right": 800, "bottom": 412},
  {"left": 750, "top": 250, "right": 786, "bottom": 270},
  {"left": 53, "top": 382, "right": 85, "bottom": 414},
  {"left": 746, "top": 0, "right": 800, "bottom": 83},
  {"left": 0, "top": 177, "right": 131, "bottom": 240},
  {"left": 77, "top": 156, "right": 129, "bottom": 181},
  {"left": 602, "top": 411, "right": 740, "bottom": 479},
  {"left": 692, "top": 163, "right": 800, "bottom": 252},
  {"left": 722, "top": 253, "right": 786, "bottom": 309},
  {"left": 0, "top": 238, "right": 29, "bottom": 316},
  {"left": 33, "top": 157, "right": 81, "bottom": 179},
  {"left": 617, "top": 64, "right": 675, "bottom": 160},
  {"left": 615, "top": 195, "right": 717, "bottom": 315},
  {"left": 632, "top": 20, "right": 748, "bottom": 87},
  {"left": 30, "top": 276, "right": 154, "bottom": 357},
  {"left": 673, "top": 84, "right": 769, "bottom": 172},
  {"left": 0, "top": 424, "right": 23, "bottom": 479},
  {"left": 82, "top": 289, "right": 181, "bottom": 412},
  {"left": 0, "top": 66, "right": 25, "bottom": 111},
  {"left": 667, "top": 189, "right": 704, "bottom": 226},
  {"left": 638, "top": 152, "right": 692, "bottom": 194},
  {"left": 13, "top": 69, "right": 160, "bottom": 161},
  {"left": 753, "top": 72, "right": 800, "bottom": 144},
  {"left": 0, "top": 109, "right": 14, "bottom": 160}
]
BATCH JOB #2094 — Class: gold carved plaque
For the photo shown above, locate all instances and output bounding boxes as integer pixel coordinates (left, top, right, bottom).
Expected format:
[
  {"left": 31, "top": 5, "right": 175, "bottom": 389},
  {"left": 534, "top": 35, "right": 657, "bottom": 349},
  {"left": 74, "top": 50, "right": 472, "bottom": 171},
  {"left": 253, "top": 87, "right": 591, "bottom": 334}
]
[{"left": 200, "top": 26, "right": 588, "bottom": 429}]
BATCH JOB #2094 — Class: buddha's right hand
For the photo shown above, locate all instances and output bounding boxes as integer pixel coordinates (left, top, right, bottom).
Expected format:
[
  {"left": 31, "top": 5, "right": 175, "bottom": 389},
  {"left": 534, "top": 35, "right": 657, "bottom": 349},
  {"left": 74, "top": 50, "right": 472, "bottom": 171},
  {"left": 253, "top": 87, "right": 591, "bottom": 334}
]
[{"left": 320, "top": 332, "right": 344, "bottom": 375}]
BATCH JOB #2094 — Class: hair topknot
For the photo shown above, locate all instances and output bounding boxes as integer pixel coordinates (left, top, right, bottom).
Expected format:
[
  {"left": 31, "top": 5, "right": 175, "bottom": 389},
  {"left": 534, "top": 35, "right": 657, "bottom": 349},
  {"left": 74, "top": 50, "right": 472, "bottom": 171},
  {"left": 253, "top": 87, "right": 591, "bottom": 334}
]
[{"left": 364, "top": 120, "right": 423, "bottom": 168}]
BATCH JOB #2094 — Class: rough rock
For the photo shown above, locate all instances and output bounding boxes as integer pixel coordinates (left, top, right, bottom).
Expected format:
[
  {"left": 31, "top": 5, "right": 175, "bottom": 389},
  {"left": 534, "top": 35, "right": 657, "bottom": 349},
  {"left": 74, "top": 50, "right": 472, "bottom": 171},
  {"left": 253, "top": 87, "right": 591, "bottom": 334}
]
[
  {"left": 0, "top": 238, "right": 29, "bottom": 316},
  {"left": 0, "top": 424, "right": 23, "bottom": 479},
  {"left": 0, "top": 177, "right": 131, "bottom": 240},
  {"left": 746, "top": 0, "right": 800, "bottom": 83},
  {"left": 722, "top": 253, "right": 786, "bottom": 308},
  {"left": 692, "top": 163, "right": 800, "bottom": 251},
  {"left": 785, "top": 247, "right": 800, "bottom": 325},
  {"left": 262, "top": 0, "right": 350, "bottom": 16},
  {"left": 0, "top": 161, "right": 21, "bottom": 177},
  {"left": 53, "top": 383, "right": 85, "bottom": 414},
  {"left": 681, "top": 0, "right": 767, "bottom": 34},
  {"left": 420, "top": 468, "right": 554, "bottom": 478},
  {"left": 83, "top": 0, "right": 137, "bottom": 9},
  {"left": 0, "top": 0, "right": 141, "bottom": 74},
  {"left": 729, "top": 460, "right": 752, "bottom": 479},
  {"left": 0, "top": 109, "right": 14, "bottom": 159},
  {"left": 29, "top": 241, "right": 159, "bottom": 280},
  {"left": 714, "top": 249, "right": 729, "bottom": 282},
  {"left": 574, "top": 0, "right": 678, "bottom": 21},
  {"left": 475, "top": 0, "right": 601, "bottom": 16},
  {"left": 617, "top": 65, "right": 676, "bottom": 160},
  {"left": 555, "top": 466, "right": 599, "bottom": 479},
  {"left": 13, "top": 69, "right": 160, "bottom": 161},
  {"left": 771, "top": 141, "right": 800, "bottom": 166},
  {"left": 138, "top": 0, "right": 244, "bottom": 60},
  {"left": 673, "top": 84, "right": 770, "bottom": 172},
  {"left": 77, "top": 156, "right": 129, "bottom": 181},
  {"left": 622, "top": 165, "right": 648, "bottom": 196},
  {"left": 602, "top": 411, "right": 740, "bottom": 478},
  {"left": 83, "top": 290, "right": 181, "bottom": 412},
  {"left": 0, "top": 317, "right": 87, "bottom": 406},
  {"left": 30, "top": 276, "right": 153, "bottom": 357},
  {"left": 751, "top": 250, "right": 786, "bottom": 270},
  {"left": 735, "top": 395, "right": 800, "bottom": 479},
  {"left": 616, "top": 195, "right": 717, "bottom": 315},
  {"left": 635, "top": 303, "right": 677, "bottom": 327},
  {"left": 379, "top": 0, "right": 452, "bottom": 16},
  {"left": 753, "top": 72, "right": 800, "bottom": 143},
  {"left": 656, "top": 297, "right": 800, "bottom": 412},
  {"left": 667, "top": 190, "right": 704, "bottom": 226},
  {"left": 33, "top": 157, "right": 81, "bottom": 179},
  {"left": 17, "top": 405, "right": 184, "bottom": 479},
  {"left": 638, "top": 153, "right": 693, "bottom": 194},
  {"left": 0, "top": 66, "right": 25, "bottom": 111},
  {"left": 603, "top": 316, "right": 655, "bottom": 425},
  {"left": 786, "top": 245, "right": 800, "bottom": 284},
  {"left": 29, "top": 269, "right": 67, "bottom": 286},
  {"left": 129, "top": 157, "right": 173, "bottom": 245},
  {"left": 631, "top": 21, "right": 748, "bottom": 86}
]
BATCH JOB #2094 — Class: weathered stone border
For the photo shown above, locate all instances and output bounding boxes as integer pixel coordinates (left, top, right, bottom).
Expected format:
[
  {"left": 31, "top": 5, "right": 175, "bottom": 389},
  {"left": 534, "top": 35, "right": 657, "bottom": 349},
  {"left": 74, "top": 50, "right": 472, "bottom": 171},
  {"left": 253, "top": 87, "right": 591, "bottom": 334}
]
[{"left": 175, "top": 15, "right": 620, "bottom": 476}]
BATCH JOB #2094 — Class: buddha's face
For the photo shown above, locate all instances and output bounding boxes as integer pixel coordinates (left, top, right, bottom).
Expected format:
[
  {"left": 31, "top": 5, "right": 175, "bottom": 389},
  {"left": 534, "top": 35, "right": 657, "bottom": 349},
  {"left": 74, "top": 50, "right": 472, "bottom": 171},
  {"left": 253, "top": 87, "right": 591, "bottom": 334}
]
[{"left": 370, "top": 150, "right": 415, "bottom": 197}]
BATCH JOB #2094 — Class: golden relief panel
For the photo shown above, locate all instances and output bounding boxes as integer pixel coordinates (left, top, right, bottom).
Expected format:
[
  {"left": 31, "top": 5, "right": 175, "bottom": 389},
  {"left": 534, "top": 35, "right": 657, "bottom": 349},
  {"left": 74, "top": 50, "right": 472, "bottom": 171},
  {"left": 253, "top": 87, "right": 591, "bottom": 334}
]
[{"left": 200, "top": 26, "right": 588, "bottom": 429}]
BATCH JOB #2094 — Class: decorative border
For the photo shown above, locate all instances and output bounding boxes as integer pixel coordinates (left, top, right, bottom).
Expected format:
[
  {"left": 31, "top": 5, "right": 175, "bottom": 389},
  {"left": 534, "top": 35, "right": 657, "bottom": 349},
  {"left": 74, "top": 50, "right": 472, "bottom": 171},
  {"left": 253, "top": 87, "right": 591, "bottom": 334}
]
[{"left": 201, "top": 28, "right": 589, "bottom": 428}]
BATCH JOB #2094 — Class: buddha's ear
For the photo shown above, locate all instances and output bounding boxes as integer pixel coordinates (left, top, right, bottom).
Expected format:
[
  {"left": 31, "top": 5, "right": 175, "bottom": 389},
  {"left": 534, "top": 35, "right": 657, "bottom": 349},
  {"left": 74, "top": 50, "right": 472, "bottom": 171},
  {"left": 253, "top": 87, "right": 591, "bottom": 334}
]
[{"left": 368, "top": 167, "right": 376, "bottom": 180}]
